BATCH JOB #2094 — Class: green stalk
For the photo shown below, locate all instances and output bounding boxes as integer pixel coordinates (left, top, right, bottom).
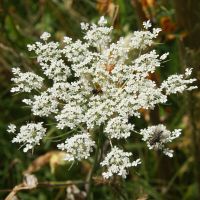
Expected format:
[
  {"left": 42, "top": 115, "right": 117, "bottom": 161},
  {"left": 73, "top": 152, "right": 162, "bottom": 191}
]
[{"left": 86, "top": 125, "right": 103, "bottom": 200}]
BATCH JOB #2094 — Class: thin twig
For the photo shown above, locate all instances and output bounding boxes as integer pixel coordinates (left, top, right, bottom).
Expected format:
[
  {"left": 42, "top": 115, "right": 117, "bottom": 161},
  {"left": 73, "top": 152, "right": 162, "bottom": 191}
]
[{"left": 4, "top": 180, "right": 87, "bottom": 200}]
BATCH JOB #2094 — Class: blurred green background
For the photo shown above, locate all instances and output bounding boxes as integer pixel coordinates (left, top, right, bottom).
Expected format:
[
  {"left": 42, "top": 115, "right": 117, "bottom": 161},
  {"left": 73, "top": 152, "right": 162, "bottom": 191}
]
[{"left": 0, "top": 0, "right": 200, "bottom": 199}]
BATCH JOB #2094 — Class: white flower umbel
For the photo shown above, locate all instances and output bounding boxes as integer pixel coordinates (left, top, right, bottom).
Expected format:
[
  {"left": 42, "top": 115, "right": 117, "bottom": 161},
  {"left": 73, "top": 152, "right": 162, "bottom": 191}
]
[
  {"left": 9, "top": 17, "right": 197, "bottom": 178},
  {"left": 105, "top": 117, "right": 134, "bottom": 139},
  {"left": 101, "top": 146, "right": 141, "bottom": 179},
  {"left": 139, "top": 124, "right": 181, "bottom": 157},
  {"left": 12, "top": 122, "right": 46, "bottom": 152},
  {"left": 143, "top": 20, "right": 152, "bottom": 29},
  {"left": 7, "top": 124, "right": 16, "bottom": 133},
  {"left": 130, "top": 21, "right": 161, "bottom": 50},
  {"left": 161, "top": 68, "right": 197, "bottom": 95},
  {"left": 56, "top": 102, "right": 84, "bottom": 129},
  {"left": 11, "top": 68, "right": 43, "bottom": 93},
  {"left": 23, "top": 92, "right": 58, "bottom": 117},
  {"left": 40, "top": 32, "right": 51, "bottom": 41},
  {"left": 57, "top": 133, "right": 95, "bottom": 161}
]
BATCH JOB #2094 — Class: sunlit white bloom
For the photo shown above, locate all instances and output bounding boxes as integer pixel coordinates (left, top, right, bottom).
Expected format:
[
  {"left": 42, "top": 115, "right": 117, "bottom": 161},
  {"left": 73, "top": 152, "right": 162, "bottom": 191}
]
[
  {"left": 105, "top": 117, "right": 134, "bottom": 139},
  {"left": 24, "top": 92, "right": 58, "bottom": 117},
  {"left": 7, "top": 124, "right": 16, "bottom": 133},
  {"left": 11, "top": 68, "right": 43, "bottom": 93},
  {"left": 56, "top": 102, "right": 84, "bottom": 129},
  {"left": 98, "top": 16, "right": 107, "bottom": 26},
  {"left": 83, "top": 17, "right": 112, "bottom": 48},
  {"left": 130, "top": 27, "right": 161, "bottom": 49},
  {"left": 185, "top": 68, "right": 192, "bottom": 76},
  {"left": 80, "top": 22, "right": 89, "bottom": 31},
  {"left": 161, "top": 68, "right": 196, "bottom": 95},
  {"left": 143, "top": 20, "right": 152, "bottom": 29},
  {"left": 12, "top": 122, "right": 46, "bottom": 152},
  {"left": 27, "top": 44, "right": 36, "bottom": 51},
  {"left": 160, "top": 52, "right": 169, "bottom": 60},
  {"left": 101, "top": 146, "right": 141, "bottom": 179},
  {"left": 57, "top": 133, "right": 95, "bottom": 161},
  {"left": 139, "top": 124, "right": 181, "bottom": 157},
  {"left": 133, "top": 50, "right": 160, "bottom": 73},
  {"left": 40, "top": 32, "right": 51, "bottom": 41},
  {"left": 63, "top": 36, "right": 72, "bottom": 44},
  {"left": 10, "top": 17, "right": 197, "bottom": 178}
]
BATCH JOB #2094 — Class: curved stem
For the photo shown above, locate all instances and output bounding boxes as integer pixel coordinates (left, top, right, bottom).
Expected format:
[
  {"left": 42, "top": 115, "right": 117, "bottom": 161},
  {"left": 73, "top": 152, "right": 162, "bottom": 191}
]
[{"left": 86, "top": 126, "right": 103, "bottom": 200}]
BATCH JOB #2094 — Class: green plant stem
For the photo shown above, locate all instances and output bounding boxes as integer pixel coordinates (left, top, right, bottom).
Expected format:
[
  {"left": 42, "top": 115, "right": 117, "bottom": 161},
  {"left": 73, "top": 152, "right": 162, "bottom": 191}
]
[{"left": 86, "top": 126, "right": 103, "bottom": 200}]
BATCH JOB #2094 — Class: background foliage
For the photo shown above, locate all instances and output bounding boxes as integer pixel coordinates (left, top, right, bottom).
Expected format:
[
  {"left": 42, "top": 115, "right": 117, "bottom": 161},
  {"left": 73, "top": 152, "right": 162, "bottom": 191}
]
[{"left": 0, "top": 0, "right": 199, "bottom": 199}]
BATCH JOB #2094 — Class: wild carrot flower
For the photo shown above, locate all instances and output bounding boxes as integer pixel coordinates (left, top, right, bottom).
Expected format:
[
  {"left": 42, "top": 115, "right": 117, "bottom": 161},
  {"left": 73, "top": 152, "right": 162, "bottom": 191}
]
[{"left": 9, "top": 17, "right": 196, "bottom": 178}]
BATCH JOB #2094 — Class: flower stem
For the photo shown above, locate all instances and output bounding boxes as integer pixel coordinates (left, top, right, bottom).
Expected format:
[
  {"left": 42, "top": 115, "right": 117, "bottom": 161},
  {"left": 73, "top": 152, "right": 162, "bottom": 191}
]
[{"left": 86, "top": 126, "right": 103, "bottom": 200}]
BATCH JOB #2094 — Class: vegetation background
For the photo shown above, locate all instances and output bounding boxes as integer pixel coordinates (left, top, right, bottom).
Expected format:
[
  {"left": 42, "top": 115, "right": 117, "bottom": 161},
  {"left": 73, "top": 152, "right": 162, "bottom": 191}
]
[{"left": 0, "top": 0, "right": 200, "bottom": 199}]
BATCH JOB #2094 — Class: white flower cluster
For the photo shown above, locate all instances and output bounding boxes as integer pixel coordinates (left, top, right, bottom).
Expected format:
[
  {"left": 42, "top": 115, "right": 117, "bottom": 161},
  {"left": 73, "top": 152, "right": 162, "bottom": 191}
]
[
  {"left": 57, "top": 133, "right": 95, "bottom": 161},
  {"left": 7, "top": 124, "right": 16, "bottom": 133},
  {"left": 11, "top": 68, "right": 43, "bottom": 93},
  {"left": 10, "top": 122, "right": 46, "bottom": 152},
  {"left": 27, "top": 34, "right": 71, "bottom": 82},
  {"left": 105, "top": 117, "right": 134, "bottom": 139},
  {"left": 100, "top": 146, "right": 141, "bottom": 179},
  {"left": 23, "top": 92, "right": 58, "bottom": 117},
  {"left": 139, "top": 124, "right": 181, "bottom": 157},
  {"left": 9, "top": 17, "right": 196, "bottom": 178},
  {"left": 131, "top": 20, "right": 161, "bottom": 49},
  {"left": 161, "top": 68, "right": 197, "bottom": 95}
]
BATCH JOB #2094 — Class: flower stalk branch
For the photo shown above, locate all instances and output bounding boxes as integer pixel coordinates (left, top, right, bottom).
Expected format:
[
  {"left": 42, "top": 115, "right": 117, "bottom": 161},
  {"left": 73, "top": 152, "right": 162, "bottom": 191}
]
[{"left": 86, "top": 126, "right": 104, "bottom": 199}]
